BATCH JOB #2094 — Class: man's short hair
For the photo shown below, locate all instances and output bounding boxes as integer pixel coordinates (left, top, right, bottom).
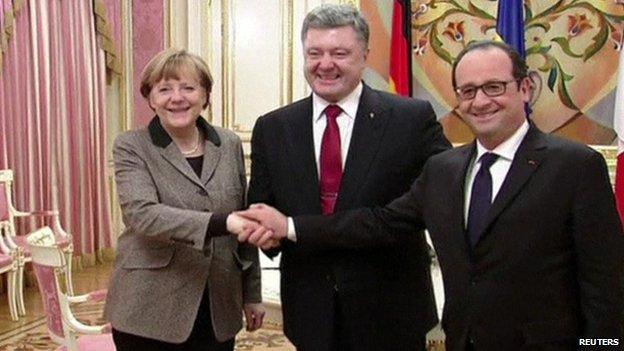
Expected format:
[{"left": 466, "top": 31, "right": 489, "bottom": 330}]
[
  {"left": 452, "top": 40, "right": 528, "bottom": 88},
  {"left": 301, "top": 4, "right": 370, "bottom": 49}
]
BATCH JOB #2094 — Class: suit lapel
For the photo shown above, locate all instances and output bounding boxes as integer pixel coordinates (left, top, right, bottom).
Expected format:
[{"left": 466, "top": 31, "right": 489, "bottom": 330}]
[
  {"left": 454, "top": 143, "right": 477, "bottom": 259},
  {"left": 481, "top": 125, "right": 546, "bottom": 238},
  {"left": 159, "top": 144, "right": 205, "bottom": 188},
  {"left": 200, "top": 141, "right": 221, "bottom": 185},
  {"left": 149, "top": 116, "right": 223, "bottom": 189},
  {"left": 336, "top": 86, "right": 388, "bottom": 210},
  {"left": 285, "top": 97, "right": 322, "bottom": 212}
]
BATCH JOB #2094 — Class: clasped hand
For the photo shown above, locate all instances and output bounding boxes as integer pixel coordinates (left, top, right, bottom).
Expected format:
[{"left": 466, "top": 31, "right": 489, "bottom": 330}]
[{"left": 226, "top": 204, "right": 288, "bottom": 250}]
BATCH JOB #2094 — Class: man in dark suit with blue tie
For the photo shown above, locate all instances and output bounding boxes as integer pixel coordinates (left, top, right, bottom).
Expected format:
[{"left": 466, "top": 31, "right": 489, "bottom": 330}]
[
  {"left": 241, "top": 4, "right": 450, "bottom": 351},
  {"left": 236, "top": 41, "right": 624, "bottom": 350}
]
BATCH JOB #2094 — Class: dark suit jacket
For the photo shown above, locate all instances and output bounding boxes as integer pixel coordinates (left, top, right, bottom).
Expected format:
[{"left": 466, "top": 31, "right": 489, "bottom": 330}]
[
  {"left": 295, "top": 125, "right": 624, "bottom": 351},
  {"left": 248, "top": 84, "right": 451, "bottom": 350}
]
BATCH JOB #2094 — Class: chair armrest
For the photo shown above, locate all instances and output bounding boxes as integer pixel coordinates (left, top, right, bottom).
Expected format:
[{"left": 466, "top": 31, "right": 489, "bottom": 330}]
[
  {"left": 66, "top": 294, "right": 90, "bottom": 303},
  {"left": 13, "top": 210, "right": 70, "bottom": 238},
  {"left": 65, "top": 316, "right": 111, "bottom": 335},
  {"left": 63, "top": 302, "right": 111, "bottom": 335},
  {"left": 0, "top": 229, "right": 14, "bottom": 255},
  {"left": 2, "top": 234, "right": 18, "bottom": 250},
  {"left": 13, "top": 209, "right": 58, "bottom": 217},
  {"left": 66, "top": 289, "right": 107, "bottom": 303}
]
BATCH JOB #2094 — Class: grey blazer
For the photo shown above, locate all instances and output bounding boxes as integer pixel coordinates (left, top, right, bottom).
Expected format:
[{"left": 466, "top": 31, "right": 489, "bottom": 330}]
[{"left": 104, "top": 117, "right": 261, "bottom": 343}]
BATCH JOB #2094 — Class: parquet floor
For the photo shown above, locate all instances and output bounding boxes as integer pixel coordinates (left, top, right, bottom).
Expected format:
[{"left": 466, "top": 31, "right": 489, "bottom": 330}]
[
  {"left": 0, "top": 261, "right": 112, "bottom": 333},
  {"left": 0, "top": 261, "right": 294, "bottom": 350},
  {"left": 0, "top": 262, "right": 444, "bottom": 350}
]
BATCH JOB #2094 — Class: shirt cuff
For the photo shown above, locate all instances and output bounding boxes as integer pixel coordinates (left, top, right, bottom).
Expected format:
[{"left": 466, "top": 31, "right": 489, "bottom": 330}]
[{"left": 287, "top": 217, "right": 297, "bottom": 242}]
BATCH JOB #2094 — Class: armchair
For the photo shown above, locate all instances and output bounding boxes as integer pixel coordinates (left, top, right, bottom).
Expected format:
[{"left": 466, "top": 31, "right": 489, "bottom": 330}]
[
  {"left": 0, "top": 224, "right": 19, "bottom": 321},
  {"left": 27, "top": 227, "right": 114, "bottom": 351},
  {"left": 0, "top": 169, "right": 74, "bottom": 317}
]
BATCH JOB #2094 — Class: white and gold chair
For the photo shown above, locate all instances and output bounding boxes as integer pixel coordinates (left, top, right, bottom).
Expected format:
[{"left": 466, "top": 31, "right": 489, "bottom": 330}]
[
  {"left": 27, "top": 227, "right": 114, "bottom": 351},
  {"left": 0, "top": 169, "right": 74, "bottom": 316},
  {"left": 0, "top": 225, "right": 19, "bottom": 321}
]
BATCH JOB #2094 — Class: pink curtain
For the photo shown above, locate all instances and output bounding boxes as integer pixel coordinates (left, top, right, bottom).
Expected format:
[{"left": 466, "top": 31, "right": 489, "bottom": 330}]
[{"left": 0, "top": 0, "right": 113, "bottom": 260}]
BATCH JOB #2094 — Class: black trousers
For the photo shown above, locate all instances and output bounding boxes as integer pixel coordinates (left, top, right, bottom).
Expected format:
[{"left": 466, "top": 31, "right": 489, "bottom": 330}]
[
  {"left": 299, "top": 291, "right": 426, "bottom": 351},
  {"left": 112, "top": 287, "right": 234, "bottom": 351}
]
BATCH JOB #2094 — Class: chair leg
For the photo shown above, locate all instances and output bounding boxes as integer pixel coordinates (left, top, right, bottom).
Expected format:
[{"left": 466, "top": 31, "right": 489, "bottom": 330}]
[
  {"left": 7, "top": 270, "right": 19, "bottom": 321},
  {"left": 16, "top": 262, "right": 25, "bottom": 316},
  {"left": 64, "top": 249, "right": 74, "bottom": 296}
]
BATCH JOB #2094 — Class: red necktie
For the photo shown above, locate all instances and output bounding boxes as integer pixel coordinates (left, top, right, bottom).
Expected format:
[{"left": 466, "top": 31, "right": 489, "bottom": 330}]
[{"left": 320, "top": 105, "right": 343, "bottom": 215}]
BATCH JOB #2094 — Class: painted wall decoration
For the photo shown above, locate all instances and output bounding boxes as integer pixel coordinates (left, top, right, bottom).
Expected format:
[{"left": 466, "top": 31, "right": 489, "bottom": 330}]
[{"left": 362, "top": 1, "right": 624, "bottom": 145}]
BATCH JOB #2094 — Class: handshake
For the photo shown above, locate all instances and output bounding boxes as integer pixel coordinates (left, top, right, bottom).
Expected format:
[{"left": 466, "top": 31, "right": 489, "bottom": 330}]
[{"left": 226, "top": 204, "right": 289, "bottom": 250}]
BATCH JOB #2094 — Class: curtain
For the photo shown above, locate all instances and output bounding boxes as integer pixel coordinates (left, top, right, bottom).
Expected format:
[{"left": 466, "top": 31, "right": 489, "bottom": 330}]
[{"left": 0, "top": 0, "right": 113, "bottom": 266}]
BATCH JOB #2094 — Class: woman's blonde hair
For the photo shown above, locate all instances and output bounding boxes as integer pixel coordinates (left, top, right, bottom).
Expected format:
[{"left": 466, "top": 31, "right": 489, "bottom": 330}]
[{"left": 140, "top": 48, "right": 213, "bottom": 108}]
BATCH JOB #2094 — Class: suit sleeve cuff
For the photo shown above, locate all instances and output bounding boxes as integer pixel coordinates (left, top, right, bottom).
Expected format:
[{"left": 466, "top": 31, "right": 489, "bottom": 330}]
[{"left": 207, "top": 212, "right": 230, "bottom": 239}]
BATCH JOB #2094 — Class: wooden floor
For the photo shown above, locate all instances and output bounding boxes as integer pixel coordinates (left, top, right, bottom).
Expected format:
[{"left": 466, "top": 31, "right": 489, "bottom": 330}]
[
  {"left": 0, "top": 262, "right": 444, "bottom": 350},
  {"left": 0, "top": 260, "right": 113, "bottom": 333},
  {"left": 0, "top": 261, "right": 295, "bottom": 350}
]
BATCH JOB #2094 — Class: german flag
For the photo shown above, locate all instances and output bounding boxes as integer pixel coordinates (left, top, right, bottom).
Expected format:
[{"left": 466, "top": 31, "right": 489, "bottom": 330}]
[{"left": 389, "top": 0, "right": 412, "bottom": 97}]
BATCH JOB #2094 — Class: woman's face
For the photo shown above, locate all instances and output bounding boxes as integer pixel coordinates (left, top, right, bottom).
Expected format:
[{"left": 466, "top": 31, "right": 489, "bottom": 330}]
[{"left": 148, "top": 71, "right": 208, "bottom": 132}]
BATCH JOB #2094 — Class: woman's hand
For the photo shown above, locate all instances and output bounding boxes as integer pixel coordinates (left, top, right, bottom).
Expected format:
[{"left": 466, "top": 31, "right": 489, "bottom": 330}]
[{"left": 243, "top": 303, "right": 266, "bottom": 332}]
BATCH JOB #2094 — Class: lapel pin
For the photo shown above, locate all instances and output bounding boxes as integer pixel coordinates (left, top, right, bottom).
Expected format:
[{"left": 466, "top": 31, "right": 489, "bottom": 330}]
[
  {"left": 527, "top": 159, "right": 539, "bottom": 167},
  {"left": 369, "top": 112, "right": 375, "bottom": 119}
]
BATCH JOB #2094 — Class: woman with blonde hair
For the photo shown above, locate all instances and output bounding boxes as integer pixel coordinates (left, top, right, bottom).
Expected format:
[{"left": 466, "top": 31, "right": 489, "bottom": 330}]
[{"left": 104, "top": 48, "right": 264, "bottom": 350}]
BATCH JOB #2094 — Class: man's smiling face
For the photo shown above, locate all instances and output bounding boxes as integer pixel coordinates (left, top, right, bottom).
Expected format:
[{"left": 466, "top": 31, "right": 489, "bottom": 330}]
[{"left": 303, "top": 25, "right": 367, "bottom": 103}]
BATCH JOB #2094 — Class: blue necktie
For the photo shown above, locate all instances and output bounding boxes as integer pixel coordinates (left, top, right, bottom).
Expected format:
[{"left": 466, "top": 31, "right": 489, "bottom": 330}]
[{"left": 467, "top": 153, "right": 499, "bottom": 247}]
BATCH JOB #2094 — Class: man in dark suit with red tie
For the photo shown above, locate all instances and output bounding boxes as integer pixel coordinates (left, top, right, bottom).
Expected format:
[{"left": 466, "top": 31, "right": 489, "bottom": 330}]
[
  {"left": 237, "top": 41, "right": 624, "bottom": 350},
  {"left": 245, "top": 4, "right": 450, "bottom": 351}
]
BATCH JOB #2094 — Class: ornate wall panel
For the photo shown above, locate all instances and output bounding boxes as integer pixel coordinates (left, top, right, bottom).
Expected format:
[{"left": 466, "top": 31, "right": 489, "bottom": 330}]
[
  {"left": 220, "top": 0, "right": 291, "bottom": 139},
  {"left": 361, "top": 1, "right": 624, "bottom": 145},
  {"left": 131, "top": 0, "right": 165, "bottom": 128},
  {"left": 172, "top": 1, "right": 343, "bottom": 142}
]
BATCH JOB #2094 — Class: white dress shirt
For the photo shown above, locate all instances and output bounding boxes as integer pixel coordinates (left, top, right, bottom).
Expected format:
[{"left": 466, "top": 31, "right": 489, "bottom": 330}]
[
  {"left": 287, "top": 83, "right": 364, "bottom": 241},
  {"left": 311, "top": 82, "right": 362, "bottom": 173},
  {"left": 463, "top": 120, "right": 529, "bottom": 226}
]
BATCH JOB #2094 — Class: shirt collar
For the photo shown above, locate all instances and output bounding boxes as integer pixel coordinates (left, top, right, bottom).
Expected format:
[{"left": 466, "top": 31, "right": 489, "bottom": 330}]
[
  {"left": 312, "top": 82, "right": 363, "bottom": 122},
  {"left": 475, "top": 119, "right": 529, "bottom": 162}
]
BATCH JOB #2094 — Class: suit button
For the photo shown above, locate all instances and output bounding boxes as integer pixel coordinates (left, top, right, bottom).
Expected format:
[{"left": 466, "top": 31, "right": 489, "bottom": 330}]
[
  {"left": 197, "top": 188, "right": 208, "bottom": 196},
  {"left": 470, "top": 279, "right": 477, "bottom": 286}
]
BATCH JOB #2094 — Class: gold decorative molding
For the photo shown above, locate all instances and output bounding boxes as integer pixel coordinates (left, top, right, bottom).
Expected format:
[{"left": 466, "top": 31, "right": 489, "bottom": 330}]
[
  {"left": 340, "top": 0, "right": 360, "bottom": 9},
  {"left": 93, "top": 0, "right": 122, "bottom": 75},
  {"left": 201, "top": 2, "right": 212, "bottom": 64},
  {"left": 281, "top": 0, "right": 294, "bottom": 106},
  {"left": 201, "top": 0, "right": 214, "bottom": 123},
  {"left": 221, "top": 0, "right": 234, "bottom": 130},
  {"left": 121, "top": 0, "right": 133, "bottom": 131},
  {"left": 592, "top": 145, "right": 617, "bottom": 188},
  {"left": 0, "top": 0, "right": 26, "bottom": 75},
  {"left": 165, "top": 0, "right": 172, "bottom": 47},
  {"left": 222, "top": 1, "right": 294, "bottom": 135}
]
